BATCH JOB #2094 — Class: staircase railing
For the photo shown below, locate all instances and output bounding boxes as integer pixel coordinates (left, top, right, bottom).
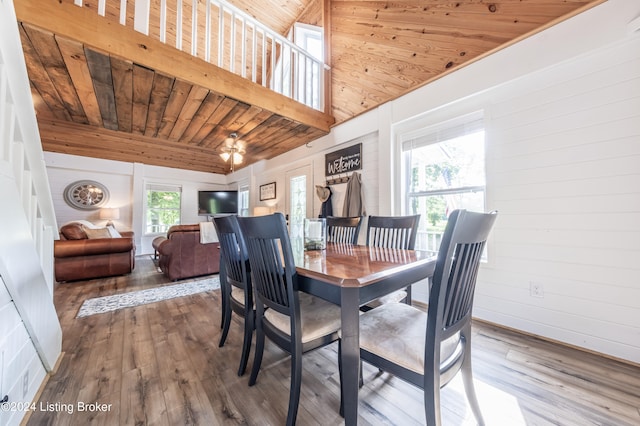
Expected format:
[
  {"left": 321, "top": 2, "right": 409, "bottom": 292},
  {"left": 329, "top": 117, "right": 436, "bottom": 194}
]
[{"left": 72, "top": 0, "right": 326, "bottom": 111}]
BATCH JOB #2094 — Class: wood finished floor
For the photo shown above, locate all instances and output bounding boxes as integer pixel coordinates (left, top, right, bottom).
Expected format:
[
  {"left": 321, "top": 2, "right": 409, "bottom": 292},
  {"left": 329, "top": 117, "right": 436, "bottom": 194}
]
[{"left": 27, "top": 256, "right": 640, "bottom": 425}]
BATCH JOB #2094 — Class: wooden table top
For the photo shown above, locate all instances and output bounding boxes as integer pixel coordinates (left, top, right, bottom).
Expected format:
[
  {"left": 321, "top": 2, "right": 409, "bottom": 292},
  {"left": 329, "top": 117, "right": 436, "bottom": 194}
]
[{"left": 294, "top": 242, "right": 436, "bottom": 288}]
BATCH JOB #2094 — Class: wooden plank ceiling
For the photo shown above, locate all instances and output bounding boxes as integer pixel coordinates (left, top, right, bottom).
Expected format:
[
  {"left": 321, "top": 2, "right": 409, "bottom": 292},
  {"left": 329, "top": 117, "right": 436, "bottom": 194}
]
[{"left": 16, "top": 0, "right": 599, "bottom": 174}]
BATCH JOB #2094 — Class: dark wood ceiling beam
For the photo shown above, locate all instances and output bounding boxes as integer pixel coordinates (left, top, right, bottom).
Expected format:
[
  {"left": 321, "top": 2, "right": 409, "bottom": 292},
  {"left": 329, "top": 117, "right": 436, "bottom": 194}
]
[{"left": 15, "top": 0, "right": 334, "bottom": 132}]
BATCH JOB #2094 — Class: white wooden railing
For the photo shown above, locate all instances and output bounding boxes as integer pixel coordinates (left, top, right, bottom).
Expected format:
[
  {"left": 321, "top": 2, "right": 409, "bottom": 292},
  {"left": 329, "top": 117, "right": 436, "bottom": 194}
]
[
  {"left": 73, "top": 0, "right": 325, "bottom": 111},
  {"left": 415, "top": 230, "right": 444, "bottom": 256}
]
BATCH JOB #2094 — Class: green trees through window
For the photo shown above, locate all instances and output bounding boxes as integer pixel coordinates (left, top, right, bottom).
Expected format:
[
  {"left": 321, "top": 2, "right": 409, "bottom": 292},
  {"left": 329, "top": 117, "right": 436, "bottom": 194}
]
[{"left": 146, "top": 186, "right": 181, "bottom": 234}]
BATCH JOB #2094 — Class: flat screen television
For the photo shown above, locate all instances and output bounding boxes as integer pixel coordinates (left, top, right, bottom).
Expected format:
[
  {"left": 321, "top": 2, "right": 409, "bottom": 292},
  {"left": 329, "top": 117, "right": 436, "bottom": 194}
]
[{"left": 198, "top": 190, "right": 238, "bottom": 215}]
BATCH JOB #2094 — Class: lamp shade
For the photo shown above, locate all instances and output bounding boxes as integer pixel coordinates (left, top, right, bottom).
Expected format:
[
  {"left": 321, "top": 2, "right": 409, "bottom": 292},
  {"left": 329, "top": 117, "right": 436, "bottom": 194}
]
[
  {"left": 99, "top": 207, "right": 120, "bottom": 221},
  {"left": 253, "top": 206, "right": 271, "bottom": 216}
]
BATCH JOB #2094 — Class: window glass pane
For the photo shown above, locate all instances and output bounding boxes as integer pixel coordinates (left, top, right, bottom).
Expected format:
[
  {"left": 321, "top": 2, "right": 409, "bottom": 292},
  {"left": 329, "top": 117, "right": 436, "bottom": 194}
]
[
  {"left": 409, "top": 130, "right": 485, "bottom": 192},
  {"left": 290, "top": 175, "right": 306, "bottom": 239},
  {"left": 146, "top": 187, "right": 181, "bottom": 234},
  {"left": 402, "top": 113, "right": 486, "bottom": 257}
]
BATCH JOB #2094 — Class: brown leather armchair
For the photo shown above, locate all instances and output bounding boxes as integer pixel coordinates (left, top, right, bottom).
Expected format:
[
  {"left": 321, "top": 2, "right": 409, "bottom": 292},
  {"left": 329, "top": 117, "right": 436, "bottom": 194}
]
[
  {"left": 54, "top": 222, "right": 135, "bottom": 282},
  {"left": 152, "top": 224, "right": 220, "bottom": 281}
]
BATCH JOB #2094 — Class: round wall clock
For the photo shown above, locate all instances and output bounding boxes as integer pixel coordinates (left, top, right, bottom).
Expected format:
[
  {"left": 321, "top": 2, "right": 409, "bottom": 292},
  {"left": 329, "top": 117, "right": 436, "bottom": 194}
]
[{"left": 64, "top": 180, "right": 110, "bottom": 210}]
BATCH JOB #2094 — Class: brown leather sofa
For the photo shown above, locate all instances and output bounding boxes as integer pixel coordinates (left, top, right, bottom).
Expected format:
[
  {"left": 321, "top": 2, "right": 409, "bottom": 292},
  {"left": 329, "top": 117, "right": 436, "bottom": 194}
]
[
  {"left": 152, "top": 224, "right": 220, "bottom": 281},
  {"left": 54, "top": 222, "right": 135, "bottom": 282}
]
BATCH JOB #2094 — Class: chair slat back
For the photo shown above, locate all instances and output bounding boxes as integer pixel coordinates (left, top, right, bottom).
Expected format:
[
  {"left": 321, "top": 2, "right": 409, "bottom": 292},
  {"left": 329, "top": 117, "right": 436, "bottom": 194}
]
[
  {"left": 430, "top": 210, "right": 498, "bottom": 338},
  {"left": 238, "top": 214, "right": 297, "bottom": 316},
  {"left": 366, "top": 214, "right": 421, "bottom": 250},
  {"left": 213, "top": 215, "right": 250, "bottom": 290},
  {"left": 326, "top": 216, "right": 362, "bottom": 244}
]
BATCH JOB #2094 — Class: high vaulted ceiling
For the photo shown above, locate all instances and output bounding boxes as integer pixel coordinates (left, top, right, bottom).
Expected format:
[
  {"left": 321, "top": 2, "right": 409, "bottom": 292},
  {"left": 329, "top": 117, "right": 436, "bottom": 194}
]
[{"left": 16, "top": 0, "right": 600, "bottom": 174}]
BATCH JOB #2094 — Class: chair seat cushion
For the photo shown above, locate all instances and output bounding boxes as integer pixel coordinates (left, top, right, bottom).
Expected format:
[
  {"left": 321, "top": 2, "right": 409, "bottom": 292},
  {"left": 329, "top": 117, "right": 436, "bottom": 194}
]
[
  {"left": 264, "top": 293, "right": 342, "bottom": 344},
  {"left": 359, "top": 302, "right": 460, "bottom": 374},
  {"left": 231, "top": 287, "right": 245, "bottom": 305}
]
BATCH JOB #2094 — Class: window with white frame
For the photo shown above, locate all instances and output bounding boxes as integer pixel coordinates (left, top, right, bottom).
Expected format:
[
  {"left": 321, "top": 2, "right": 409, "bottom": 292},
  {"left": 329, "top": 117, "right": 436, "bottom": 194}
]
[
  {"left": 294, "top": 23, "right": 323, "bottom": 109},
  {"left": 145, "top": 183, "right": 181, "bottom": 234},
  {"left": 238, "top": 184, "right": 249, "bottom": 216},
  {"left": 401, "top": 111, "right": 486, "bottom": 256}
]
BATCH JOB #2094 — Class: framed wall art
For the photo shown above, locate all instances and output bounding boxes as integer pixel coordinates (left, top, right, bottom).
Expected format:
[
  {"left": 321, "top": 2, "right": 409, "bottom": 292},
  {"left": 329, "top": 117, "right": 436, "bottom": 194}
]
[{"left": 259, "top": 182, "right": 276, "bottom": 201}]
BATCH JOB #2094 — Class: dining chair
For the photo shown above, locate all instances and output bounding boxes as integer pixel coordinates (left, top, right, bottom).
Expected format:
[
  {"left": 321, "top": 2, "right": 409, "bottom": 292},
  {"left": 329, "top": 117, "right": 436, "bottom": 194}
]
[
  {"left": 344, "top": 209, "right": 497, "bottom": 425},
  {"left": 237, "top": 213, "right": 342, "bottom": 426},
  {"left": 363, "top": 214, "right": 421, "bottom": 309},
  {"left": 326, "top": 215, "right": 362, "bottom": 244},
  {"left": 213, "top": 215, "right": 254, "bottom": 376}
]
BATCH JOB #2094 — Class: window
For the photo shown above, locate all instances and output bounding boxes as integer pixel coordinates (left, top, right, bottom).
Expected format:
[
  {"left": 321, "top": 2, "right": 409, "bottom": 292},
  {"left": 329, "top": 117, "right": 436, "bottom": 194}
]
[
  {"left": 238, "top": 184, "right": 249, "bottom": 216},
  {"left": 294, "top": 23, "right": 323, "bottom": 110},
  {"left": 145, "top": 183, "right": 181, "bottom": 234},
  {"left": 401, "top": 112, "right": 486, "bottom": 256}
]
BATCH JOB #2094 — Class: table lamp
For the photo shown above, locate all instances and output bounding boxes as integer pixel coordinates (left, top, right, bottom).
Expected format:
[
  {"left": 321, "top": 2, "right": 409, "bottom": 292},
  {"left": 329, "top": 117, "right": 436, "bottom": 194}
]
[{"left": 99, "top": 207, "right": 120, "bottom": 227}]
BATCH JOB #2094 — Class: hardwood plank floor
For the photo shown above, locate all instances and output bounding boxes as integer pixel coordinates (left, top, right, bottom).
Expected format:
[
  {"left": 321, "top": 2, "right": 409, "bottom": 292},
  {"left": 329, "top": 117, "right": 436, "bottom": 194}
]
[{"left": 27, "top": 256, "right": 640, "bottom": 425}]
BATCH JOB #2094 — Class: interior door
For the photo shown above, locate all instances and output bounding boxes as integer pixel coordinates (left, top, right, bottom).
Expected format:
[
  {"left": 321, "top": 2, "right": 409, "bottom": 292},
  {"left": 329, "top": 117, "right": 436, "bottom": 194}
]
[{"left": 285, "top": 165, "right": 313, "bottom": 242}]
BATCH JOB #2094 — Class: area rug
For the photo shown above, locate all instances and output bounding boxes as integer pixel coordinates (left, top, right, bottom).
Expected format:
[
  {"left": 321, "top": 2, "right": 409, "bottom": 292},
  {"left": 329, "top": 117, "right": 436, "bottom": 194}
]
[{"left": 76, "top": 276, "right": 220, "bottom": 318}]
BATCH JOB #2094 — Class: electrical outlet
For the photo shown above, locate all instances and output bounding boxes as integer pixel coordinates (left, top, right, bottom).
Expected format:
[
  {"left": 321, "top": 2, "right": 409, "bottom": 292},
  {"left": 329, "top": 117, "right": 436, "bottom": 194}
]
[
  {"left": 530, "top": 281, "right": 544, "bottom": 298},
  {"left": 22, "top": 371, "right": 28, "bottom": 398}
]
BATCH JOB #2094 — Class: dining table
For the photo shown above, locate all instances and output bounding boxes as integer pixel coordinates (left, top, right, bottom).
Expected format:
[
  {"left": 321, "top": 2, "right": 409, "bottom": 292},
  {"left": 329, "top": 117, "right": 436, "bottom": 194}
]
[{"left": 293, "top": 241, "right": 437, "bottom": 425}]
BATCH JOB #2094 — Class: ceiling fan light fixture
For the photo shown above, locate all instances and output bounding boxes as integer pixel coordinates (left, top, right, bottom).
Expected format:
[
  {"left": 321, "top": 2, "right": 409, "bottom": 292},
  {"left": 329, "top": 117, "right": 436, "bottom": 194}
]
[
  {"left": 220, "top": 133, "right": 245, "bottom": 172},
  {"left": 220, "top": 152, "right": 231, "bottom": 162}
]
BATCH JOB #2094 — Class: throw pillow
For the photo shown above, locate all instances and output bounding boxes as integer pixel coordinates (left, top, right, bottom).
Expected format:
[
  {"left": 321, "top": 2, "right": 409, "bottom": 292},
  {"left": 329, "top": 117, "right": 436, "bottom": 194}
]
[
  {"left": 60, "top": 223, "right": 87, "bottom": 240},
  {"left": 84, "top": 227, "right": 112, "bottom": 239},
  {"left": 106, "top": 225, "right": 122, "bottom": 238}
]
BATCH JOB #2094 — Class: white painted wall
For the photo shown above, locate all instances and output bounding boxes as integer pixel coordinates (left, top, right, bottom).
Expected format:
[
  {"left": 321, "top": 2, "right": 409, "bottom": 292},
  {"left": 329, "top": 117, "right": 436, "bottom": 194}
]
[
  {"left": 230, "top": 0, "right": 640, "bottom": 363},
  {"left": 44, "top": 152, "right": 230, "bottom": 254}
]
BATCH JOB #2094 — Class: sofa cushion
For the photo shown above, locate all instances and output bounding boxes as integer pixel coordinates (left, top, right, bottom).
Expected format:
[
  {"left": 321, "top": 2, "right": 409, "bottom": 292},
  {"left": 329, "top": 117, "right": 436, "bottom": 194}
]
[
  {"left": 107, "top": 225, "right": 122, "bottom": 238},
  {"left": 60, "top": 223, "right": 87, "bottom": 240},
  {"left": 85, "top": 227, "right": 112, "bottom": 239}
]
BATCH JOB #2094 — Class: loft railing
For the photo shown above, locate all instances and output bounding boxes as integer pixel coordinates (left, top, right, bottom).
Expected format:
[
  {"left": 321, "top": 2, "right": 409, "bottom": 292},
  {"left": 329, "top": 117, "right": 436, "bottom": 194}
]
[{"left": 72, "top": 0, "right": 326, "bottom": 111}]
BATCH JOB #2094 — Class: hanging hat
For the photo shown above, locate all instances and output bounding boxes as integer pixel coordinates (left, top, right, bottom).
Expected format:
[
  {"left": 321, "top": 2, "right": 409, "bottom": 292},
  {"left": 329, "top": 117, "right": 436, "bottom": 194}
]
[{"left": 315, "top": 185, "right": 331, "bottom": 202}]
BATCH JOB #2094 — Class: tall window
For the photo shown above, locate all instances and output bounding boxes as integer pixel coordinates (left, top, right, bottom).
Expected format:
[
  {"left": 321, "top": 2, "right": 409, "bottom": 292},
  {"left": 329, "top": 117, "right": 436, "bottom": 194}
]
[
  {"left": 294, "top": 23, "right": 323, "bottom": 110},
  {"left": 145, "top": 183, "right": 181, "bottom": 234},
  {"left": 402, "top": 112, "right": 486, "bottom": 256},
  {"left": 238, "top": 184, "right": 249, "bottom": 217}
]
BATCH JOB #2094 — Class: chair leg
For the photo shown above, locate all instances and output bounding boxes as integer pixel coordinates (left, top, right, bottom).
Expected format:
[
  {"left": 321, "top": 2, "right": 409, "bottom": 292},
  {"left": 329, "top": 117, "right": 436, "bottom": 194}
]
[
  {"left": 424, "top": 371, "right": 441, "bottom": 426},
  {"left": 286, "top": 343, "right": 303, "bottom": 426},
  {"left": 218, "top": 292, "right": 232, "bottom": 347},
  {"left": 405, "top": 285, "right": 412, "bottom": 305},
  {"left": 248, "top": 318, "right": 265, "bottom": 386},
  {"left": 238, "top": 310, "right": 254, "bottom": 376},
  {"left": 461, "top": 335, "right": 484, "bottom": 425}
]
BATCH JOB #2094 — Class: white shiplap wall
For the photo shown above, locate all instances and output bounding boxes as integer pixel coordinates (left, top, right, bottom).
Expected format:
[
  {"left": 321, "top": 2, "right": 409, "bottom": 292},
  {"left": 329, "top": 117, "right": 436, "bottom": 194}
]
[{"left": 476, "top": 33, "right": 640, "bottom": 361}]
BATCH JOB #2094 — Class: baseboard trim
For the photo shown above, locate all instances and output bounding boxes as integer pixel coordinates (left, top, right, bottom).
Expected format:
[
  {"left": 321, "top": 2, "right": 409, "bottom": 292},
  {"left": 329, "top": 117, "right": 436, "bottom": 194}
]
[
  {"left": 19, "top": 351, "right": 65, "bottom": 426},
  {"left": 411, "top": 300, "right": 638, "bottom": 368}
]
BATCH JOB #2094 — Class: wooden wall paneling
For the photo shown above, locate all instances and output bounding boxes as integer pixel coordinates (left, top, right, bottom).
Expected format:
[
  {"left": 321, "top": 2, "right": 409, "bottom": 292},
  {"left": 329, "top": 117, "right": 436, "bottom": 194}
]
[
  {"left": 21, "top": 24, "right": 88, "bottom": 125},
  {"left": 18, "top": 25, "right": 71, "bottom": 122},
  {"left": 156, "top": 79, "right": 193, "bottom": 138},
  {"left": 131, "top": 64, "right": 155, "bottom": 135},
  {"left": 111, "top": 56, "right": 134, "bottom": 132},
  {"left": 144, "top": 72, "right": 175, "bottom": 137},
  {"left": 55, "top": 37, "right": 103, "bottom": 126},
  {"left": 84, "top": 48, "right": 119, "bottom": 130},
  {"left": 178, "top": 92, "right": 225, "bottom": 143},
  {"left": 168, "top": 85, "right": 210, "bottom": 141},
  {"left": 193, "top": 97, "right": 239, "bottom": 147}
]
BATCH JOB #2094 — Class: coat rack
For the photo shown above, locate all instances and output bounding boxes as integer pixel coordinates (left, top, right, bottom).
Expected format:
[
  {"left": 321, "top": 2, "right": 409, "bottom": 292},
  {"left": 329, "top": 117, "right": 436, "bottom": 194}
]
[{"left": 326, "top": 173, "right": 351, "bottom": 186}]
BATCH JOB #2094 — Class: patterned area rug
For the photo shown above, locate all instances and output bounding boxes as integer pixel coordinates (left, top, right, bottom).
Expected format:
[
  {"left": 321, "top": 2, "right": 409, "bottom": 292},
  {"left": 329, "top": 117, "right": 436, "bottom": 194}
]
[{"left": 76, "top": 276, "right": 220, "bottom": 318}]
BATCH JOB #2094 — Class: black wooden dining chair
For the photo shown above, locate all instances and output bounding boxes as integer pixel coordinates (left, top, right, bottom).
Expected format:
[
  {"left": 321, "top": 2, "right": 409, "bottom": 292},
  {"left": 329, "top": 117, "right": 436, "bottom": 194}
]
[
  {"left": 344, "top": 209, "right": 497, "bottom": 425},
  {"left": 363, "top": 214, "right": 421, "bottom": 309},
  {"left": 237, "top": 213, "right": 342, "bottom": 426},
  {"left": 213, "top": 215, "right": 254, "bottom": 376},
  {"left": 326, "top": 216, "right": 362, "bottom": 244}
]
